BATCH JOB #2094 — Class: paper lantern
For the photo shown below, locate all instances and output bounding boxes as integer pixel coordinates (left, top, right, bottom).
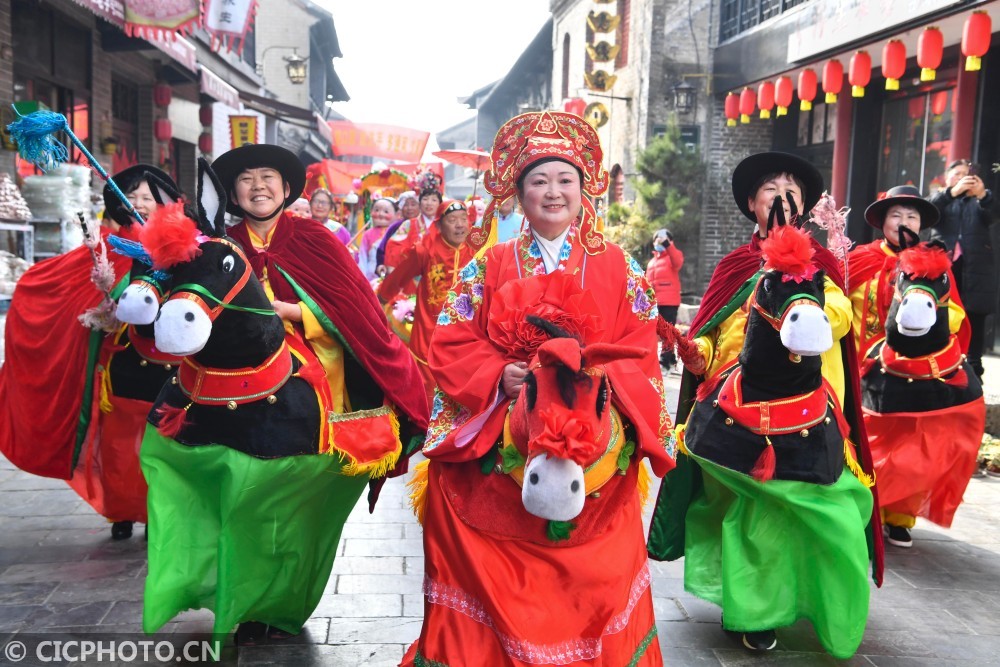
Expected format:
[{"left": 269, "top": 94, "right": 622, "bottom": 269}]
[
  {"left": 822, "top": 59, "right": 844, "bottom": 104},
  {"left": 775, "top": 76, "right": 794, "bottom": 116},
  {"left": 724, "top": 92, "right": 739, "bottom": 127},
  {"left": 908, "top": 96, "right": 925, "bottom": 122},
  {"left": 563, "top": 97, "right": 586, "bottom": 117},
  {"left": 962, "top": 11, "right": 992, "bottom": 72},
  {"left": 739, "top": 87, "right": 756, "bottom": 124},
  {"left": 153, "top": 83, "right": 172, "bottom": 108},
  {"left": 883, "top": 40, "right": 906, "bottom": 91},
  {"left": 198, "top": 132, "right": 213, "bottom": 154},
  {"left": 918, "top": 27, "right": 943, "bottom": 81},
  {"left": 199, "top": 104, "right": 213, "bottom": 127},
  {"left": 154, "top": 118, "right": 172, "bottom": 143},
  {"left": 931, "top": 90, "right": 949, "bottom": 117},
  {"left": 757, "top": 81, "right": 775, "bottom": 119},
  {"left": 849, "top": 51, "right": 872, "bottom": 97},
  {"left": 798, "top": 68, "right": 817, "bottom": 112}
]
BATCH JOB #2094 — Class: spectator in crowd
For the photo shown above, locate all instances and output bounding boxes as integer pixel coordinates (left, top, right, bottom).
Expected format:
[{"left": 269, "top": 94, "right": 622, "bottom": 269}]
[{"left": 646, "top": 228, "right": 684, "bottom": 369}]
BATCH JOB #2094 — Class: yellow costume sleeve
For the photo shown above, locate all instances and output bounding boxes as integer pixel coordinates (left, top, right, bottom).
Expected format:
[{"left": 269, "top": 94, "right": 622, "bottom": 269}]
[
  {"left": 300, "top": 302, "right": 348, "bottom": 413},
  {"left": 947, "top": 298, "right": 965, "bottom": 334},
  {"left": 819, "top": 276, "right": 851, "bottom": 405}
]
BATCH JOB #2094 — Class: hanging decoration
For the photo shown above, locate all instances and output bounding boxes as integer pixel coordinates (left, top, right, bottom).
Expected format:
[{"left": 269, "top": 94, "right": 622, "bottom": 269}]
[
  {"left": 229, "top": 115, "right": 258, "bottom": 149},
  {"left": 724, "top": 92, "right": 739, "bottom": 127},
  {"left": 931, "top": 90, "right": 949, "bottom": 118},
  {"left": 882, "top": 40, "right": 906, "bottom": 91},
  {"left": 757, "top": 81, "right": 775, "bottom": 119},
  {"left": 798, "top": 68, "right": 817, "bottom": 112},
  {"left": 918, "top": 27, "right": 944, "bottom": 81},
  {"left": 563, "top": 98, "right": 587, "bottom": 117},
  {"left": 123, "top": 0, "right": 200, "bottom": 40},
  {"left": 822, "top": 59, "right": 844, "bottom": 104},
  {"left": 775, "top": 76, "right": 794, "bottom": 116},
  {"left": 586, "top": 11, "right": 620, "bottom": 32},
  {"left": 199, "top": 104, "right": 213, "bottom": 128},
  {"left": 205, "top": 0, "right": 259, "bottom": 55},
  {"left": 154, "top": 118, "right": 172, "bottom": 143},
  {"left": 849, "top": 51, "right": 872, "bottom": 97},
  {"left": 585, "top": 41, "right": 620, "bottom": 62},
  {"left": 961, "top": 11, "right": 992, "bottom": 72},
  {"left": 584, "top": 70, "right": 618, "bottom": 92},
  {"left": 152, "top": 83, "right": 172, "bottom": 109},
  {"left": 198, "top": 132, "right": 213, "bottom": 155},
  {"left": 739, "top": 87, "right": 756, "bottom": 124}
]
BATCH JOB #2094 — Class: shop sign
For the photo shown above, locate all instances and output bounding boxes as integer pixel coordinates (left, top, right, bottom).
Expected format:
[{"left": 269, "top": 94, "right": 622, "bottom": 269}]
[
  {"left": 788, "top": 0, "right": 958, "bottom": 62},
  {"left": 150, "top": 35, "right": 198, "bottom": 73},
  {"left": 200, "top": 68, "right": 240, "bottom": 109},
  {"left": 327, "top": 122, "right": 429, "bottom": 162},
  {"left": 229, "top": 115, "right": 258, "bottom": 148}
]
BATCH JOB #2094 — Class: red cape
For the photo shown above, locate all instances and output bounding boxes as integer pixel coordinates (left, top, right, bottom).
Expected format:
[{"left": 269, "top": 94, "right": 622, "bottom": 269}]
[
  {"left": 0, "top": 228, "right": 133, "bottom": 479},
  {"left": 228, "top": 215, "right": 428, "bottom": 434}
]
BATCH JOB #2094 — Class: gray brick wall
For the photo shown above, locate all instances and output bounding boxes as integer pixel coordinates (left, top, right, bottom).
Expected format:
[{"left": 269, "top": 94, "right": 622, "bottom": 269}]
[{"left": 0, "top": 0, "right": 14, "bottom": 176}]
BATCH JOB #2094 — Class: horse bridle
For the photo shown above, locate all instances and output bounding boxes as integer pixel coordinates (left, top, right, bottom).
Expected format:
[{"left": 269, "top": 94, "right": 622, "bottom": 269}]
[
  {"left": 748, "top": 273, "right": 822, "bottom": 332},
  {"left": 895, "top": 281, "right": 949, "bottom": 309},
  {"left": 166, "top": 238, "right": 275, "bottom": 321}
]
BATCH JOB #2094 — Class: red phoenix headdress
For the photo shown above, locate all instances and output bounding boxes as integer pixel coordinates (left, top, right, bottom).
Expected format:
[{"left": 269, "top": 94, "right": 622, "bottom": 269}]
[{"left": 472, "top": 111, "right": 610, "bottom": 256}]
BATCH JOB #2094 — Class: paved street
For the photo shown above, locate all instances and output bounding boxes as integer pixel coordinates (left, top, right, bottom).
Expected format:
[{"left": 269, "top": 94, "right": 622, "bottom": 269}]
[{"left": 0, "top": 352, "right": 998, "bottom": 666}]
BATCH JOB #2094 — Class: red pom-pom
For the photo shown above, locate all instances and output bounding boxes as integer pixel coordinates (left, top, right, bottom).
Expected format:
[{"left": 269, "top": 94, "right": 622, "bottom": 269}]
[
  {"left": 898, "top": 243, "right": 951, "bottom": 279},
  {"left": 761, "top": 226, "right": 818, "bottom": 282},
  {"left": 139, "top": 202, "right": 202, "bottom": 269},
  {"left": 155, "top": 403, "right": 188, "bottom": 438}
]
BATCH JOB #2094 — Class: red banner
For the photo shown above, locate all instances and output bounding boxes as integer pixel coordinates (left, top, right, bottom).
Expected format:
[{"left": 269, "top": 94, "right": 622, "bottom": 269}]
[
  {"left": 123, "top": 0, "right": 200, "bottom": 40},
  {"left": 305, "top": 160, "right": 445, "bottom": 197},
  {"left": 327, "top": 122, "right": 430, "bottom": 162}
]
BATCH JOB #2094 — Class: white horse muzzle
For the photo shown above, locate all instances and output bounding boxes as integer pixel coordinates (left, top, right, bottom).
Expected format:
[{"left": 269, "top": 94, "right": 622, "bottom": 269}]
[
  {"left": 521, "top": 453, "right": 586, "bottom": 522},
  {"left": 895, "top": 291, "right": 937, "bottom": 336},
  {"left": 116, "top": 283, "right": 160, "bottom": 325},
  {"left": 154, "top": 299, "right": 212, "bottom": 356},
  {"left": 779, "top": 304, "right": 832, "bottom": 356}
]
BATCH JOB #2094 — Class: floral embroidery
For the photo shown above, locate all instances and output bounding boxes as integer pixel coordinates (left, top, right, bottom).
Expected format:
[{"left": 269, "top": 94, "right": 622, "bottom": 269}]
[
  {"left": 519, "top": 225, "right": 578, "bottom": 276},
  {"left": 649, "top": 376, "right": 675, "bottom": 457},
  {"left": 438, "top": 258, "right": 487, "bottom": 326},
  {"left": 624, "top": 256, "right": 657, "bottom": 321},
  {"left": 424, "top": 388, "right": 472, "bottom": 452}
]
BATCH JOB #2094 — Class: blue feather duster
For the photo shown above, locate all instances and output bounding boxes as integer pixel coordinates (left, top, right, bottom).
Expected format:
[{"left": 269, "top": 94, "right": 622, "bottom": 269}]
[{"left": 6, "top": 110, "right": 70, "bottom": 172}]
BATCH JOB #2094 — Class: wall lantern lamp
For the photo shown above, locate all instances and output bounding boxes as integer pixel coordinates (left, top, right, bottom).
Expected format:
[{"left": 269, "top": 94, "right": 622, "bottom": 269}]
[
  {"left": 257, "top": 47, "right": 309, "bottom": 85},
  {"left": 671, "top": 80, "right": 697, "bottom": 114}
]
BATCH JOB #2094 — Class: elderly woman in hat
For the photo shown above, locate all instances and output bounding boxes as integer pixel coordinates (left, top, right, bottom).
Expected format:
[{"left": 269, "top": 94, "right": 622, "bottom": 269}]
[
  {"left": 847, "top": 186, "right": 969, "bottom": 551},
  {"left": 647, "top": 152, "right": 881, "bottom": 659},
  {"left": 403, "top": 111, "right": 675, "bottom": 665}
]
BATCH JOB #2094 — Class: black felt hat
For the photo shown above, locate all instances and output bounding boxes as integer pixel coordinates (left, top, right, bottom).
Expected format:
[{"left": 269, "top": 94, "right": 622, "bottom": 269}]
[
  {"left": 211, "top": 143, "right": 306, "bottom": 216},
  {"left": 731, "top": 152, "right": 824, "bottom": 222},
  {"left": 103, "top": 164, "right": 180, "bottom": 227},
  {"left": 863, "top": 185, "right": 939, "bottom": 229}
]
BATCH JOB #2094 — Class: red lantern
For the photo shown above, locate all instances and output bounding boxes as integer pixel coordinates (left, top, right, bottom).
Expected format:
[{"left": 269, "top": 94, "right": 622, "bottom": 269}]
[
  {"left": 154, "top": 118, "right": 172, "bottom": 143},
  {"left": 822, "top": 59, "right": 844, "bottom": 104},
  {"left": 882, "top": 40, "right": 906, "bottom": 91},
  {"left": 798, "top": 68, "right": 817, "bottom": 112},
  {"left": 849, "top": 50, "right": 872, "bottom": 97},
  {"left": 563, "top": 97, "right": 586, "bottom": 117},
  {"left": 153, "top": 83, "right": 172, "bottom": 108},
  {"left": 931, "top": 90, "right": 949, "bottom": 117},
  {"left": 757, "top": 81, "right": 775, "bottom": 119},
  {"left": 739, "top": 87, "right": 756, "bottom": 124},
  {"left": 724, "top": 92, "right": 739, "bottom": 127},
  {"left": 775, "top": 76, "right": 794, "bottom": 116},
  {"left": 199, "top": 104, "right": 213, "bottom": 127},
  {"left": 962, "top": 11, "right": 992, "bottom": 72},
  {"left": 918, "top": 27, "right": 944, "bottom": 82},
  {"left": 198, "top": 131, "right": 213, "bottom": 154},
  {"left": 908, "top": 96, "right": 925, "bottom": 121}
]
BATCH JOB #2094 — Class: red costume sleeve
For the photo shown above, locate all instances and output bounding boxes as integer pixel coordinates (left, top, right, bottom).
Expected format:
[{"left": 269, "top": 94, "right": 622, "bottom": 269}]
[{"left": 0, "top": 229, "right": 132, "bottom": 478}]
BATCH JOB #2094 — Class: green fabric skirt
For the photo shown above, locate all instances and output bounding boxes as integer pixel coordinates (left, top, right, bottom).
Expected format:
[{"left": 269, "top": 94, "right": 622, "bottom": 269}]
[
  {"left": 684, "top": 453, "right": 872, "bottom": 659},
  {"left": 140, "top": 426, "right": 369, "bottom": 636}
]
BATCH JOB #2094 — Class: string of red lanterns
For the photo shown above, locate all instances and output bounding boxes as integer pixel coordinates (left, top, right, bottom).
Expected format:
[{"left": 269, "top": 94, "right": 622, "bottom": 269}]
[{"left": 722, "top": 13, "right": 992, "bottom": 130}]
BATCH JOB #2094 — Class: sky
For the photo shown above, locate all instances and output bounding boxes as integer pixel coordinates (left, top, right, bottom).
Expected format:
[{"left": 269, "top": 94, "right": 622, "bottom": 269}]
[{"left": 319, "top": 0, "right": 552, "bottom": 138}]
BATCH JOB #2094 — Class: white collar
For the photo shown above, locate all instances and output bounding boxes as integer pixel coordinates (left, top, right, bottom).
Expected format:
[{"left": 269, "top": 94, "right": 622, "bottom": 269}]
[{"left": 531, "top": 227, "right": 571, "bottom": 273}]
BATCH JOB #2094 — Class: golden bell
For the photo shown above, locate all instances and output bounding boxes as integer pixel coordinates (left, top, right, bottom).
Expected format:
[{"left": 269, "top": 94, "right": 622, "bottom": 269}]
[
  {"left": 589, "top": 491, "right": 601, "bottom": 499},
  {"left": 227, "top": 401, "right": 238, "bottom": 410},
  {"left": 800, "top": 429, "right": 809, "bottom": 437},
  {"left": 164, "top": 364, "right": 172, "bottom": 371},
  {"left": 725, "top": 417, "right": 734, "bottom": 426},
  {"left": 170, "top": 376, "right": 178, "bottom": 385},
  {"left": 266, "top": 395, "right": 277, "bottom": 404},
  {"left": 139, "top": 359, "right": 148, "bottom": 367},
  {"left": 712, "top": 400, "right": 719, "bottom": 408},
  {"left": 493, "top": 464, "right": 503, "bottom": 475},
  {"left": 824, "top": 417, "right": 831, "bottom": 425}
]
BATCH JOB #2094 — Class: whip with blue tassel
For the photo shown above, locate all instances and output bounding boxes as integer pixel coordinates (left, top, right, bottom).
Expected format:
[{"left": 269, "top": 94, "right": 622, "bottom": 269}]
[{"left": 6, "top": 108, "right": 145, "bottom": 226}]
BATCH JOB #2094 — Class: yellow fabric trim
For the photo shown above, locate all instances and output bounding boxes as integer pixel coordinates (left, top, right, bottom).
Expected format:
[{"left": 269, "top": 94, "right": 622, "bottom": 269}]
[
  {"left": 637, "top": 461, "right": 651, "bottom": 507},
  {"left": 300, "top": 304, "right": 347, "bottom": 414},
  {"left": 99, "top": 368, "right": 114, "bottom": 414},
  {"left": 674, "top": 423, "right": 689, "bottom": 456},
  {"left": 881, "top": 509, "right": 916, "bottom": 528},
  {"left": 843, "top": 438, "right": 875, "bottom": 488},
  {"left": 408, "top": 459, "right": 430, "bottom": 525},
  {"left": 330, "top": 407, "right": 402, "bottom": 478}
]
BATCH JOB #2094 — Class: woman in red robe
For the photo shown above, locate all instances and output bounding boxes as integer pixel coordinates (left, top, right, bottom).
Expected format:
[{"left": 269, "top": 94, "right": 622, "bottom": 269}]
[
  {"left": 403, "top": 111, "right": 675, "bottom": 666},
  {"left": 377, "top": 200, "right": 473, "bottom": 400}
]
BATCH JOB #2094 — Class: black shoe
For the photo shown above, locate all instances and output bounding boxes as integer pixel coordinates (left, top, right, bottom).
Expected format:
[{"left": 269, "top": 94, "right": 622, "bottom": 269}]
[
  {"left": 235, "top": 621, "right": 267, "bottom": 646},
  {"left": 742, "top": 629, "right": 777, "bottom": 651},
  {"left": 267, "top": 626, "right": 296, "bottom": 640},
  {"left": 111, "top": 521, "right": 133, "bottom": 540},
  {"left": 885, "top": 525, "right": 912, "bottom": 548}
]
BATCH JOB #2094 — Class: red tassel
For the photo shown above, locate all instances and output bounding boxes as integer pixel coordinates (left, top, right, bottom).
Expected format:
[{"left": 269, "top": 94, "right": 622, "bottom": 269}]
[
  {"left": 155, "top": 404, "right": 188, "bottom": 438},
  {"left": 946, "top": 367, "right": 969, "bottom": 389},
  {"left": 750, "top": 438, "right": 776, "bottom": 481}
]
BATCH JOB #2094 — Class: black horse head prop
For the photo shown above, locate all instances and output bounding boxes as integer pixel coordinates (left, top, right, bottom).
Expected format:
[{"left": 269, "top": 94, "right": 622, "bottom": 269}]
[
  {"left": 887, "top": 238, "right": 952, "bottom": 358},
  {"left": 144, "top": 159, "right": 280, "bottom": 361}
]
